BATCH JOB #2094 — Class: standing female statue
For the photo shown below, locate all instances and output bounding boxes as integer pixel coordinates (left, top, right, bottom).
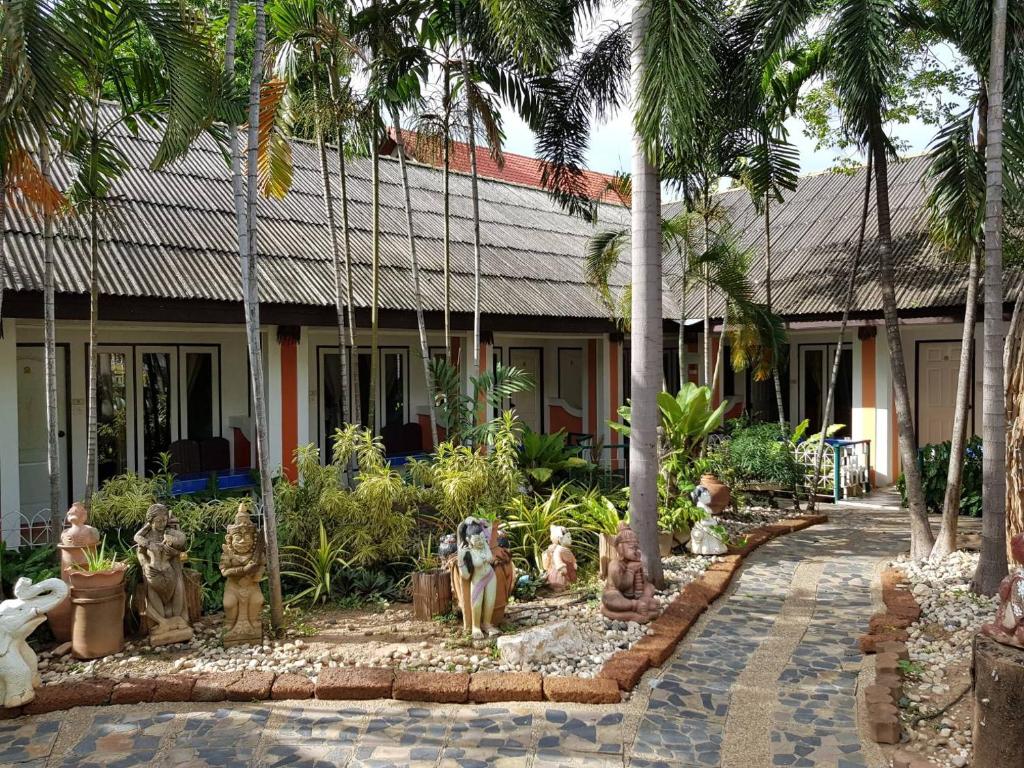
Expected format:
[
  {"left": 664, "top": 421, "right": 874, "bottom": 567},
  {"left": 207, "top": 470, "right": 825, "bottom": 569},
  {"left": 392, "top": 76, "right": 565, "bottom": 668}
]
[
  {"left": 135, "top": 504, "right": 193, "bottom": 646},
  {"left": 455, "top": 517, "right": 500, "bottom": 639}
]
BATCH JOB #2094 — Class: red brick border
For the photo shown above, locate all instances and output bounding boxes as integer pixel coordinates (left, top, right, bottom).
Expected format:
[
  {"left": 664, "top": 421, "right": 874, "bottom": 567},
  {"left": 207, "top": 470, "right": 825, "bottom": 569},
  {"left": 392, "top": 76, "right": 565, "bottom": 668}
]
[{"left": 5, "top": 514, "right": 828, "bottom": 715}]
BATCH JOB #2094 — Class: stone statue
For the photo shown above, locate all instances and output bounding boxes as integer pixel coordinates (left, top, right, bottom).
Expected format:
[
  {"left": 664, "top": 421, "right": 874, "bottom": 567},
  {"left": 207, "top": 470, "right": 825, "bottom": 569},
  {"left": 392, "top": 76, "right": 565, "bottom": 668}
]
[
  {"left": 49, "top": 503, "right": 102, "bottom": 641},
  {"left": 688, "top": 486, "right": 728, "bottom": 556},
  {"left": 601, "top": 523, "right": 660, "bottom": 623},
  {"left": 0, "top": 577, "right": 68, "bottom": 708},
  {"left": 219, "top": 504, "right": 265, "bottom": 646},
  {"left": 454, "top": 517, "right": 500, "bottom": 639},
  {"left": 982, "top": 533, "right": 1024, "bottom": 649},
  {"left": 135, "top": 504, "right": 193, "bottom": 647},
  {"left": 542, "top": 525, "right": 578, "bottom": 592}
]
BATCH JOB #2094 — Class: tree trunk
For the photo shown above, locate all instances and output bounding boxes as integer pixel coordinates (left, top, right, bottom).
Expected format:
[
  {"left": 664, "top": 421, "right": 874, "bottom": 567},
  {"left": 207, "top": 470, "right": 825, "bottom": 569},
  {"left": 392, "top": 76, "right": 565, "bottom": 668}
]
[
  {"left": 972, "top": 633, "right": 1024, "bottom": 768},
  {"left": 628, "top": 2, "right": 663, "bottom": 588},
  {"left": 703, "top": 282, "right": 711, "bottom": 387},
  {"left": 227, "top": 0, "right": 283, "bottom": 631},
  {"left": 389, "top": 107, "right": 439, "bottom": 449},
  {"left": 453, "top": 1, "right": 483, "bottom": 407},
  {"left": 0, "top": 185, "right": 6, "bottom": 324},
  {"left": 932, "top": 249, "right": 980, "bottom": 558},
  {"left": 443, "top": 64, "right": 452, "bottom": 360},
  {"left": 1005, "top": 293, "right": 1024, "bottom": 562},
  {"left": 765, "top": 196, "right": 787, "bottom": 431},
  {"left": 84, "top": 97, "right": 101, "bottom": 507},
  {"left": 312, "top": 63, "right": 351, "bottom": 448},
  {"left": 872, "top": 132, "right": 934, "bottom": 558},
  {"left": 710, "top": 309, "right": 728, "bottom": 397},
  {"left": 809, "top": 153, "right": 872, "bottom": 511},
  {"left": 678, "top": 240, "right": 687, "bottom": 388},
  {"left": 974, "top": 0, "right": 1009, "bottom": 593},
  {"left": 368, "top": 136, "right": 380, "bottom": 431},
  {"left": 41, "top": 137, "right": 61, "bottom": 542}
]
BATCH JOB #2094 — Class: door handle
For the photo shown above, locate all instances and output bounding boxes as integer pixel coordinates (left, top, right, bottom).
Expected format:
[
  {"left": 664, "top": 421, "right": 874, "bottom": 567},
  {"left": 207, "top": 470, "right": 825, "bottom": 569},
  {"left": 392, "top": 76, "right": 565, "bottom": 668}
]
[{"left": 58, "top": 430, "right": 66, "bottom": 438}]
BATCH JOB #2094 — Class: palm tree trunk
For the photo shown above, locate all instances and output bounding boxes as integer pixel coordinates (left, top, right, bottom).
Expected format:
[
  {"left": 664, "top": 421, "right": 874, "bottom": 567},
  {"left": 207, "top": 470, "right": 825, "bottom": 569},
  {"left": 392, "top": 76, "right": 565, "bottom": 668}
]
[
  {"left": 368, "top": 135, "right": 380, "bottom": 431},
  {"left": 227, "top": 0, "right": 283, "bottom": 631},
  {"left": 932, "top": 249, "right": 980, "bottom": 558},
  {"left": 0, "top": 181, "right": 6, "bottom": 324},
  {"left": 710, "top": 309, "right": 728, "bottom": 396},
  {"left": 973, "top": 0, "right": 1009, "bottom": 593},
  {"left": 1004, "top": 292, "right": 1024, "bottom": 563},
  {"left": 871, "top": 131, "right": 934, "bottom": 559},
  {"left": 443, "top": 63, "right": 452, "bottom": 360},
  {"left": 312, "top": 62, "right": 351, "bottom": 447},
  {"left": 809, "top": 153, "right": 872, "bottom": 511},
  {"left": 84, "top": 96, "right": 100, "bottom": 507},
  {"left": 678, "top": 241, "right": 687, "bottom": 387},
  {"left": 40, "top": 136, "right": 60, "bottom": 543},
  {"left": 327, "top": 64, "right": 361, "bottom": 426},
  {"left": 628, "top": 1, "right": 663, "bottom": 588},
  {"left": 389, "top": 108, "right": 439, "bottom": 449},
  {"left": 453, "top": 0, "right": 483, "bottom": 397},
  {"left": 702, "top": 205, "right": 711, "bottom": 387},
  {"left": 765, "top": 196, "right": 786, "bottom": 430}
]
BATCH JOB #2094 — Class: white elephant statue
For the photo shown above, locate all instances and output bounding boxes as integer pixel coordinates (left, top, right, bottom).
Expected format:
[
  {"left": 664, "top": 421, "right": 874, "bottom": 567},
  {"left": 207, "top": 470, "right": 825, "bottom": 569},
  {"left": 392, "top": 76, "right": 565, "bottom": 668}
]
[
  {"left": 1, "top": 577, "right": 68, "bottom": 708},
  {"left": 688, "top": 486, "right": 728, "bottom": 556}
]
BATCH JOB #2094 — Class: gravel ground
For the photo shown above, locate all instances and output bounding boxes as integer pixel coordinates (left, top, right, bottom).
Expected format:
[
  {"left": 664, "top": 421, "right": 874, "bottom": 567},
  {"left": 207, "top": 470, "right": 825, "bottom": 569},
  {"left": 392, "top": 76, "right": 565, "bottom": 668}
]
[{"left": 891, "top": 550, "right": 999, "bottom": 768}]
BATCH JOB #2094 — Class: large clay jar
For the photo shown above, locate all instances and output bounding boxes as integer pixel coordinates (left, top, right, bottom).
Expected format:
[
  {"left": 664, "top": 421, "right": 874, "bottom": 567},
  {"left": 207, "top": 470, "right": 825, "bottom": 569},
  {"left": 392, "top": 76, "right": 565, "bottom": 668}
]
[
  {"left": 700, "top": 473, "right": 732, "bottom": 514},
  {"left": 70, "top": 565, "right": 126, "bottom": 659}
]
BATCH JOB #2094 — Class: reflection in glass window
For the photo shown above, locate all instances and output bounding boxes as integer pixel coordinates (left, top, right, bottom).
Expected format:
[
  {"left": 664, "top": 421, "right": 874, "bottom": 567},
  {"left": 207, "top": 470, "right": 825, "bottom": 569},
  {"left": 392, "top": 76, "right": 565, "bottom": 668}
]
[
  {"left": 185, "top": 352, "right": 214, "bottom": 440},
  {"left": 383, "top": 351, "right": 405, "bottom": 428},
  {"left": 97, "top": 352, "right": 128, "bottom": 484},
  {"left": 358, "top": 352, "right": 372, "bottom": 428},
  {"left": 142, "top": 352, "right": 172, "bottom": 474},
  {"left": 323, "top": 353, "right": 344, "bottom": 455}
]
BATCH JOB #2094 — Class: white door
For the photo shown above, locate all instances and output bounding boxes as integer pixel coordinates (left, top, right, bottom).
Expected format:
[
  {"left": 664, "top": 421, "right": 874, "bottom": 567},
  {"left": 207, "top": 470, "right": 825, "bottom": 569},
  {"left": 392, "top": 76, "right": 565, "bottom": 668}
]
[
  {"left": 509, "top": 347, "right": 542, "bottom": 432},
  {"left": 17, "top": 346, "right": 69, "bottom": 517},
  {"left": 918, "top": 342, "right": 964, "bottom": 446}
]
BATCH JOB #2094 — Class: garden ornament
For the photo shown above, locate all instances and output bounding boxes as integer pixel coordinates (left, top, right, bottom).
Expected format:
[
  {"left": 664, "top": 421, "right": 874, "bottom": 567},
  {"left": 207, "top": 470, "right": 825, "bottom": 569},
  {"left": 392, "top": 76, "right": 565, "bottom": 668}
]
[
  {"left": 688, "top": 486, "right": 728, "bottom": 556},
  {"left": 219, "top": 504, "right": 265, "bottom": 646},
  {"left": 455, "top": 516, "right": 500, "bottom": 639},
  {"left": 135, "top": 504, "right": 193, "bottom": 647},
  {"left": 601, "top": 523, "right": 660, "bottom": 623},
  {"left": 438, "top": 534, "right": 458, "bottom": 560},
  {"left": 982, "top": 533, "right": 1024, "bottom": 649},
  {"left": 49, "top": 502, "right": 102, "bottom": 642},
  {"left": 542, "top": 525, "right": 578, "bottom": 592},
  {"left": 0, "top": 577, "right": 68, "bottom": 708}
]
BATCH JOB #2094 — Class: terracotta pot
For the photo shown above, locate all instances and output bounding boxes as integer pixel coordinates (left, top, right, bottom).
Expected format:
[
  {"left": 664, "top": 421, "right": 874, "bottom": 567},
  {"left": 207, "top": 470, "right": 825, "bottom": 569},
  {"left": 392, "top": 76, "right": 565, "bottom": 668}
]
[
  {"left": 68, "top": 562, "right": 127, "bottom": 590},
  {"left": 47, "top": 599, "right": 73, "bottom": 643},
  {"left": 658, "top": 530, "right": 674, "bottom": 557},
  {"left": 71, "top": 582, "right": 126, "bottom": 659},
  {"left": 700, "top": 473, "right": 732, "bottom": 514}
]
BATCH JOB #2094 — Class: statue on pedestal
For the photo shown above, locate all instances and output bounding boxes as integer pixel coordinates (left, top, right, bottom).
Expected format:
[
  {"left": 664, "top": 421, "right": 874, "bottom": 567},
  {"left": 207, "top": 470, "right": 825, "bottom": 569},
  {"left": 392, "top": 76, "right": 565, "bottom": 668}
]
[
  {"left": 219, "top": 504, "right": 265, "bottom": 646},
  {"left": 49, "top": 503, "right": 101, "bottom": 641},
  {"left": 0, "top": 578, "right": 68, "bottom": 708},
  {"left": 688, "top": 486, "right": 728, "bottom": 555},
  {"left": 982, "top": 533, "right": 1024, "bottom": 649},
  {"left": 135, "top": 504, "right": 193, "bottom": 647},
  {"left": 601, "top": 523, "right": 660, "bottom": 623},
  {"left": 542, "top": 525, "right": 577, "bottom": 592}
]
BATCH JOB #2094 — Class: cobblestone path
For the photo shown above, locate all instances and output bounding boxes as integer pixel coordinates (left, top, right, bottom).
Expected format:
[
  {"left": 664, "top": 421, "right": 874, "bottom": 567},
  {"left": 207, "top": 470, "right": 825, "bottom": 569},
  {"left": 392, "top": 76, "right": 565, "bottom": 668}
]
[{"left": 1, "top": 507, "right": 906, "bottom": 768}]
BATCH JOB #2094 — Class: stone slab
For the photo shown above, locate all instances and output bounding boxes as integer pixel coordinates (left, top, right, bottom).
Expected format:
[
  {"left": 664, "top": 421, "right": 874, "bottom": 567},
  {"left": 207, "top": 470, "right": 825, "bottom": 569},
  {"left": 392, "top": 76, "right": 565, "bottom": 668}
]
[
  {"left": 23, "top": 678, "right": 114, "bottom": 714},
  {"left": 468, "top": 672, "right": 542, "bottom": 703},
  {"left": 393, "top": 671, "right": 470, "bottom": 703},
  {"left": 111, "top": 678, "right": 156, "bottom": 705},
  {"left": 316, "top": 667, "right": 394, "bottom": 700},
  {"left": 225, "top": 671, "right": 275, "bottom": 701},
  {"left": 271, "top": 673, "right": 314, "bottom": 700},
  {"left": 543, "top": 676, "right": 621, "bottom": 704}
]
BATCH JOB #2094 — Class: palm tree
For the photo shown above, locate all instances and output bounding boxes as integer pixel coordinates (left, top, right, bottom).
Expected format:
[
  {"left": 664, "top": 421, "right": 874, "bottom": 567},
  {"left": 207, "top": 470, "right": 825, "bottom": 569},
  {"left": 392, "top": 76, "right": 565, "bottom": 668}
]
[
  {"left": 40, "top": 134, "right": 61, "bottom": 540},
  {"left": 61, "top": 0, "right": 221, "bottom": 506},
  {"left": 973, "top": 0, "right": 1009, "bottom": 594},
  {"left": 224, "top": 0, "right": 285, "bottom": 631}
]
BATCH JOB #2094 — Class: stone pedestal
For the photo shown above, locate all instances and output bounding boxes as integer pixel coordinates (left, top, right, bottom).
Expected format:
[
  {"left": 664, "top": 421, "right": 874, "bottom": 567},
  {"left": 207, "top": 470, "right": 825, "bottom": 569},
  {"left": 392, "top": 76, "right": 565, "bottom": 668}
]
[{"left": 972, "top": 633, "right": 1024, "bottom": 768}]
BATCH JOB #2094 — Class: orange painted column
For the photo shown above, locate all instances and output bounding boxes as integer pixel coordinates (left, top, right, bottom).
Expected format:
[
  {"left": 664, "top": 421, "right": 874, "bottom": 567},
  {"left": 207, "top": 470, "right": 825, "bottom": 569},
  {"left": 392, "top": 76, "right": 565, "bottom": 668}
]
[
  {"left": 587, "top": 339, "right": 598, "bottom": 435},
  {"left": 860, "top": 335, "right": 877, "bottom": 486},
  {"left": 609, "top": 337, "right": 621, "bottom": 469},
  {"left": 280, "top": 338, "right": 299, "bottom": 481}
]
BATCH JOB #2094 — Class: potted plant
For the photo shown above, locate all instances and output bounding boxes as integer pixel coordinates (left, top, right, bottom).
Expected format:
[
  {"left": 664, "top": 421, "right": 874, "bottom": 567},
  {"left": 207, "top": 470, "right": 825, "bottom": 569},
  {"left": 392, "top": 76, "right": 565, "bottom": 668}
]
[
  {"left": 411, "top": 535, "right": 453, "bottom": 620},
  {"left": 69, "top": 539, "right": 126, "bottom": 659},
  {"left": 578, "top": 492, "right": 625, "bottom": 578},
  {"left": 694, "top": 451, "right": 733, "bottom": 515}
]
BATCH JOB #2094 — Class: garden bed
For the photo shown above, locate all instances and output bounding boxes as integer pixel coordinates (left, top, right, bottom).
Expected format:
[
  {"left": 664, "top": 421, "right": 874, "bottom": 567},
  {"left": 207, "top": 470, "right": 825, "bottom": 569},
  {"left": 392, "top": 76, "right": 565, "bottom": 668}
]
[{"left": 6, "top": 513, "right": 827, "bottom": 717}]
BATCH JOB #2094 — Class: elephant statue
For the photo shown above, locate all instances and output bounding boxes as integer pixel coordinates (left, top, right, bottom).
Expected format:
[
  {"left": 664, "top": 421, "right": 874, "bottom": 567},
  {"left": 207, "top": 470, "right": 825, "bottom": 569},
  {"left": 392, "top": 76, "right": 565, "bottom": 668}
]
[{"left": 1, "top": 577, "right": 68, "bottom": 708}]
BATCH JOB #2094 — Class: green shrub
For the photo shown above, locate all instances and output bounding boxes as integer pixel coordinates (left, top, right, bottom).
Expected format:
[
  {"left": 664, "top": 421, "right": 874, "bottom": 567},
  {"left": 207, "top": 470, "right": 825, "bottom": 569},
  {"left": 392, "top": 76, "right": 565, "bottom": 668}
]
[
  {"left": 725, "top": 422, "right": 802, "bottom": 487},
  {"left": 0, "top": 543, "right": 59, "bottom": 596},
  {"left": 517, "top": 430, "right": 593, "bottom": 491},
  {"left": 505, "top": 485, "right": 591, "bottom": 574},
  {"left": 897, "top": 436, "right": 982, "bottom": 516}
]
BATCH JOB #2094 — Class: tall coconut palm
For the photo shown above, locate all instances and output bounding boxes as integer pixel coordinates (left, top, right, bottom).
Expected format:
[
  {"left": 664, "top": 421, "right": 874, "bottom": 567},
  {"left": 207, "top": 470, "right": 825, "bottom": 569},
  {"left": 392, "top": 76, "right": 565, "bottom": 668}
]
[
  {"left": 973, "top": 0, "right": 1009, "bottom": 594},
  {"left": 40, "top": 135, "right": 61, "bottom": 540},
  {"left": 224, "top": 0, "right": 285, "bottom": 630}
]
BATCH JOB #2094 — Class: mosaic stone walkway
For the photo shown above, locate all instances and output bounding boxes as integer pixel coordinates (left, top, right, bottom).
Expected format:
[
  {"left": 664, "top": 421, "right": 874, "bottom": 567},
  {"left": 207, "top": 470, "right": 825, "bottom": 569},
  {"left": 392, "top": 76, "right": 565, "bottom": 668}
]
[{"left": 1, "top": 506, "right": 906, "bottom": 768}]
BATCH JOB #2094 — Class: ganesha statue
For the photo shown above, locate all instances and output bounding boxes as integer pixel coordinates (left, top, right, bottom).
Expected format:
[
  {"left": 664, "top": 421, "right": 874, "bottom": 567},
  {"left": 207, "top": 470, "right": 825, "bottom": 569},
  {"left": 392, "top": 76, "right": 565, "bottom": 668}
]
[
  {"left": 1, "top": 577, "right": 68, "bottom": 708},
  {"left": 982, "top": 533, "right": 1024, "bottom": 649},
  {"left": 219, "top": 504, "right": 265, "bottom": 646},
  {"left": 542, "top": 525, "right": 578, "bottom": 592},
  {"left": 601, "top": 523, "right": 661, "bottom": 623}
]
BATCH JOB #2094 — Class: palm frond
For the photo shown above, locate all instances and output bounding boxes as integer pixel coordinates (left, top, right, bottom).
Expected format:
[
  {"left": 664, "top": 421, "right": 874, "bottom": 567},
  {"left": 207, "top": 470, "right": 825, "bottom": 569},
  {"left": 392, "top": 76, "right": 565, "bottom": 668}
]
[
  {"left": 926, "top": 104, "right": 984, "bottom": 262},
  {"left": 257, "top": 77, "right": 293, "bottom": 198}
]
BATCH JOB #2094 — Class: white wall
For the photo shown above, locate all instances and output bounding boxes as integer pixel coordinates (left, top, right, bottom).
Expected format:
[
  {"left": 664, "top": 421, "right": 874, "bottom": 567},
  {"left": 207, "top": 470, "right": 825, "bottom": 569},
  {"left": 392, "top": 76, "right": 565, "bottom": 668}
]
[{"left": 0, "top": 325, "right": 20, "bottom": 546}]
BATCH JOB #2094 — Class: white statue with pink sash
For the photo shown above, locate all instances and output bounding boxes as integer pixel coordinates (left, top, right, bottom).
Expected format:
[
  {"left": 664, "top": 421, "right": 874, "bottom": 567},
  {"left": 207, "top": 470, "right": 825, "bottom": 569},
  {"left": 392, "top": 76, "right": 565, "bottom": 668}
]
[{"left": 456, "top": 517, "right": 501, "bottom": 639}]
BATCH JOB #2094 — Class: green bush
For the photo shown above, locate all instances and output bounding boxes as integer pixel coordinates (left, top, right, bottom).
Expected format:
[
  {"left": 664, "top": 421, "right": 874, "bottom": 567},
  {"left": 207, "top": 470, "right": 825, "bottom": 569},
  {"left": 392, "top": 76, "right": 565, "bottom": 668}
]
[
  {"left": 724, "top": 422, "right": 802, "bottom": 488},
  {"left": 897, "top": 436, "right": 982, "bottom": 517}
]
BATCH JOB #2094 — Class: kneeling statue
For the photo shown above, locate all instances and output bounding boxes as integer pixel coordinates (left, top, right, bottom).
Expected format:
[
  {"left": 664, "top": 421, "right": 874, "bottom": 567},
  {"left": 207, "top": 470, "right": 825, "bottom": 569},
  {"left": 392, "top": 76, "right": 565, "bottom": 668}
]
[
  {"left": 601, "top": 523, "right": 660, "bottom": 623},
  {"left": 688, "top": 486, "right": 728, "bottom": 556},
  {"left": 982, "top": 533, "right": 1024, "bottom": 649}
]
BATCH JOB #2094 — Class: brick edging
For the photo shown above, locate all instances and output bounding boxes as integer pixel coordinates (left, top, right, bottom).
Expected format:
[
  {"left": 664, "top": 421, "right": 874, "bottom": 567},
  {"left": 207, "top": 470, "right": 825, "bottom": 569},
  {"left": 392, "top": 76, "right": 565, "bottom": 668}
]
[{"left": 7, "top": 514, "right": 828, "bottom": 717}]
